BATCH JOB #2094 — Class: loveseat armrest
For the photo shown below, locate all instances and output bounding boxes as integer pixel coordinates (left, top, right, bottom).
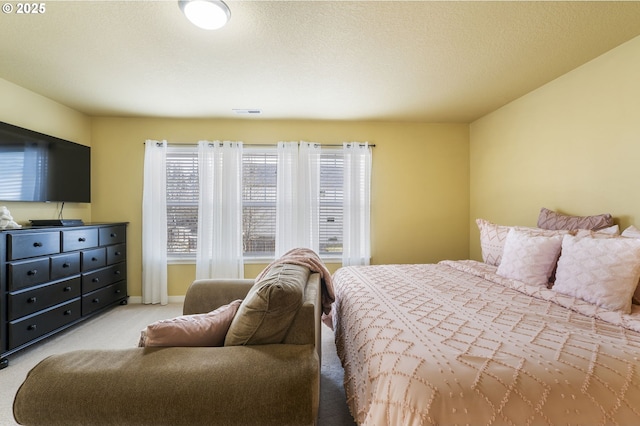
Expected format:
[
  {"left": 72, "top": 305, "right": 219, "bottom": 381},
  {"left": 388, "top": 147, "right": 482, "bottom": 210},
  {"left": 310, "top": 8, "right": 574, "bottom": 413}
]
[
  {"left": 13, "top": 345, "right": 319, "bottom": 426},
  {"left": 183, "top": 279, "right": 255, "bottom": 315}
]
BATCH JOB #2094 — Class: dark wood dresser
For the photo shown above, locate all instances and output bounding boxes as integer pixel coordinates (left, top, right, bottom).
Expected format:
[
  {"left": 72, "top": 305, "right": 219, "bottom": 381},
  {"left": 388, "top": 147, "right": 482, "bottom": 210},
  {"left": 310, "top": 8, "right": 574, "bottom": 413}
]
[{"left": 0, "top": 223, "right": 128, "bottom": 369}]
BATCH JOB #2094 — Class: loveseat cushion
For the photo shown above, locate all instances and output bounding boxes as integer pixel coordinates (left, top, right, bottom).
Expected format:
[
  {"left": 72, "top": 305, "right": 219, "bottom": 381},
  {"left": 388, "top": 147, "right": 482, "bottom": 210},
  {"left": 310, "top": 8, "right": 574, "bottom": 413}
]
[{"left": 225, "top": 263, "right": 309, "bottom": 346}]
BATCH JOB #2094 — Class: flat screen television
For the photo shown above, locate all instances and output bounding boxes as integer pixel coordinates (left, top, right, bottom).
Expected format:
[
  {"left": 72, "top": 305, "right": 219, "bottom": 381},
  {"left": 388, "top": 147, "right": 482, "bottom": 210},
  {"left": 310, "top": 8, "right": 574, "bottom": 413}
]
[{"left": 0, "top": 121, "right": 91, "bottom": 203}]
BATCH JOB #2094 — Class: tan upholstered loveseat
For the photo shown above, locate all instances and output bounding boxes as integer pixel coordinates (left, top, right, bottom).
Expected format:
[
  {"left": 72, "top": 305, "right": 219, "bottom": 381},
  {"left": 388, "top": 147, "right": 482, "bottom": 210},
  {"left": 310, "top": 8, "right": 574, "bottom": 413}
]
[{"left": 13, "top": 264, "right": 322, "bottom": 426}]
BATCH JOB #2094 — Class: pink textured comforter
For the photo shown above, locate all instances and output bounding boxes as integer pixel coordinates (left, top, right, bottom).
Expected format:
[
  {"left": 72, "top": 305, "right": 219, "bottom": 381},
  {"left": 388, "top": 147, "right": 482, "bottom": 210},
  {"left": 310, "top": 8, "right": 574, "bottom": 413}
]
[{"left": 333, "top": 260, "right": 640, "bottom": 426}]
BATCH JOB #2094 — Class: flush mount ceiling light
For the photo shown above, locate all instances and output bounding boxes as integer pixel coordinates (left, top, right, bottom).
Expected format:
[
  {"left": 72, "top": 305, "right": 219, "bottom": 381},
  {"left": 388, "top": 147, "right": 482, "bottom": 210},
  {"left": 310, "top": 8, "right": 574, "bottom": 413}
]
[{"left": 179, "top": 0, "right": 231, "bottom": 30}]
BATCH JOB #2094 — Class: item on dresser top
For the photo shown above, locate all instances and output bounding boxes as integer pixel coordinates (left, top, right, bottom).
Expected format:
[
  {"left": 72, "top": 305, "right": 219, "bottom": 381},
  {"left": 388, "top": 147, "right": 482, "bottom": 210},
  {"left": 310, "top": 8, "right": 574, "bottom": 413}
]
[
  {"left": 0, "top": 206, "right": 21, "bottom": 229},
  {"left": 29, "top": 219, "right": 84, "bottom": 227}
]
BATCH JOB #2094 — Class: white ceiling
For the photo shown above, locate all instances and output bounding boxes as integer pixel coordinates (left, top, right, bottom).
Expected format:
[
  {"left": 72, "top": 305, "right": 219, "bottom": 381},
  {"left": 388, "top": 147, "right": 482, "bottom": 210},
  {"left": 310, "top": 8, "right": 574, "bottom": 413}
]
[{"left": 2, "top": 1, "right": 640, "bottom": 122}]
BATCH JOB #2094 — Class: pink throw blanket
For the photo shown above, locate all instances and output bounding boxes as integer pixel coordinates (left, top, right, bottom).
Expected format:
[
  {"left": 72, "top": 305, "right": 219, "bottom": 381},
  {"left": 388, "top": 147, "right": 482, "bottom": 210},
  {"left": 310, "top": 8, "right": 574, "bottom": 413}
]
[{"left": 257, "top": 248, "right": 335, "bottom": 315}]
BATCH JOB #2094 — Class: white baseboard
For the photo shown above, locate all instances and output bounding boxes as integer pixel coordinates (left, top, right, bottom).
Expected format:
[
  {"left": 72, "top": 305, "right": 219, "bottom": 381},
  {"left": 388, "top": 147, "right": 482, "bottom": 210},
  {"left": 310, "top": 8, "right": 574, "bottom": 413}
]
[{"left": 126, "top": 296, "right": 185, "bottom": 304}]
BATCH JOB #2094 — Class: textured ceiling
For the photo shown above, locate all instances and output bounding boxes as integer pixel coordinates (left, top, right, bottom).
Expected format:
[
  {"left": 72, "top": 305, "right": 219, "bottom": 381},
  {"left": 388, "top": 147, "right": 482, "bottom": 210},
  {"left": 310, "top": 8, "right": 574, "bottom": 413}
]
[{"left": 2, "top": 1, "right": 640, "bottom": 122}]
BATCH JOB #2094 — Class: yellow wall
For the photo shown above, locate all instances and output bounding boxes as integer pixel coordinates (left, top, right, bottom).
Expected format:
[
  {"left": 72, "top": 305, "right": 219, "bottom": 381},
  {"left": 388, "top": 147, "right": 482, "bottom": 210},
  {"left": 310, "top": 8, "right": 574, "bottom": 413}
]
[
  {"left": 469, "top": 35, "right": 640, "bottom": 260},
  {"left": 0, "top": 78, "right": 92, "bottom": 222},
  {"left": 90, "top": 118, "right": 470, "bottom": 297}
]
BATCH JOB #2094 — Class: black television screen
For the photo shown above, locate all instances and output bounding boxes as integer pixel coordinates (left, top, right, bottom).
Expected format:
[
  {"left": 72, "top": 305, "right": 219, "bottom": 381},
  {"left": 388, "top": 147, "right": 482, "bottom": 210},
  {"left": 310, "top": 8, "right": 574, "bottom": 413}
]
[{"left": 0, "top": 121, "right": 91, "bottom": 203}]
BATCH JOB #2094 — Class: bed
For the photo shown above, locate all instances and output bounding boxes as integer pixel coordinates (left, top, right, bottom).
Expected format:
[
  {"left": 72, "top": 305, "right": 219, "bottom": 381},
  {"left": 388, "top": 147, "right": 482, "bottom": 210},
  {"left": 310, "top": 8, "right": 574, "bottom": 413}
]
[{"left": 332, "top": 212, "right": 640, "bottom": 426}]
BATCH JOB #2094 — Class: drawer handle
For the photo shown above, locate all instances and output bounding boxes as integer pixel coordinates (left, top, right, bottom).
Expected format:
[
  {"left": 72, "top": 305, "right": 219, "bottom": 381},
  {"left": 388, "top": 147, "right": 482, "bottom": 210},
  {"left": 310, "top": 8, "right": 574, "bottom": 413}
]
[
  {"left": 92, "top": 278, "right": 100, "bottom": 283},
  {"left": 78, "top": 237, "right": 86, "bottom": 242},
  {"left": 110, "top": 233, "right": 117, "bottom": 238},
  {"left": 115, "top": 289, "right": 121, "bottom": 294},
  {"left": 27, "top": 269, "right": 38, "bottom": 276},
  {"left": 64, "top": 310, "right": 72, "bottom": 315},
  {"left": 92, "top": 298, "right": 100, "bottom": 304},
  {"left": 114, "top": 270, "right": 121, "bottom": 275},
  {"left": 27, "top": 297, "right": 37, "bottom": 303},
  {"left": 115, "top": 251, "right": 121, "bottom": 256},
  {"left": 91, "top": 257, "right": 98, "bottom": 262},
  {"left": 28, "top": 324, "right": 37, "bottom": 331},
  {"left": 33, "top": 242, "right": 43, "bottom": 247},
  {"left": 63, "top": 262, "right": 70, "bottom": 268},
  {"left": 64, "top": 286, "right": 72, "bottom": 292}
]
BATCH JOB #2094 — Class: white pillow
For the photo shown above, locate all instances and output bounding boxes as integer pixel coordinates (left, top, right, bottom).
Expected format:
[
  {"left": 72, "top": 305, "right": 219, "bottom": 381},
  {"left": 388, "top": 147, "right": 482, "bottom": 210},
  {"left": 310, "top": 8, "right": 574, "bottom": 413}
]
[
  {"left": 574, "top": 225, "right": 620, "bottom": 238},
  {"left": 476, "top": 218, "right": 511, "bottom": 266},
  {"left": 496, "top": 229, "right": 563, "bottom": 287},
  {"left": 622, "top": 225, "right": 640, "bottom": 239},
  {"left": 620, "top": 225, "right": 640, "bottom": 304},
  {"left": 476, "top": 218, "right": 570, "bottom": 267},
  {"left": 553, "top": 235, "right": 640, "bottom": 313}
]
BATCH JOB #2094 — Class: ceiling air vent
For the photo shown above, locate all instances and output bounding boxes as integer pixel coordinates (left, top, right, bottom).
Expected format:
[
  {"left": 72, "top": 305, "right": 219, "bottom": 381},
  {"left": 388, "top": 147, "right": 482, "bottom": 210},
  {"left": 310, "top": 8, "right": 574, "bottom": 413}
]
[{"left": 233, "top": 109, "right": 262, "bottom": 115}]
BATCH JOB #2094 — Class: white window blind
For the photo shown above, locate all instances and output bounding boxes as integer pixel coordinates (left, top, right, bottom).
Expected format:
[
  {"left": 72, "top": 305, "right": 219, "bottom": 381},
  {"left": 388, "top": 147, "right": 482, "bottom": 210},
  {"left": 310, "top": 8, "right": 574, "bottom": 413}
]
[
  {"left": 319, "top": 149, "right": 344, "bottom": 255},
  {"left": 166, "top": 147, "right": 198, "bottom": 256},
  {"left": 165, "top": 145, "right": 349, "bottom": 259}
]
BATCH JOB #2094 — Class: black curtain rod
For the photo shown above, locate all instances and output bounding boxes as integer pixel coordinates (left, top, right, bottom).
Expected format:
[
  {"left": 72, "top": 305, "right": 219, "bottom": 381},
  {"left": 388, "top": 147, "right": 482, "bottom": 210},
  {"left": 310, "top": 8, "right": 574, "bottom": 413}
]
[{"left": 148, "top": 142, "right": 375, "bottom": 148}]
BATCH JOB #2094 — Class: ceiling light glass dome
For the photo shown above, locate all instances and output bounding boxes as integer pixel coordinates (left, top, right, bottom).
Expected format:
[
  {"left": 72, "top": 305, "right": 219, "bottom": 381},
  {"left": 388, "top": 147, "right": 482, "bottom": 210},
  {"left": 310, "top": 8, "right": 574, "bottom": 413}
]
[{"left": 179, "top": 0, "right": 231, "bottom": 30}]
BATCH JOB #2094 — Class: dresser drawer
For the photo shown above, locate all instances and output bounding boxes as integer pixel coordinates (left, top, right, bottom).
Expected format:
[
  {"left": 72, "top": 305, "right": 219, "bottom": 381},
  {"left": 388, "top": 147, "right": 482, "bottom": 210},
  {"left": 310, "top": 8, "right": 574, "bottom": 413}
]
[
  {"left": 107, "top": 243, "right": 126, "bottom": 265},
  {"left": 81, "top": 247, "right": 106, "bottom": 272},
  {"left": 82, "top": 281, "right": 127, "bottom": 316},
  {"left": 8, "top": 277, "right": 81, "bottom": 321},
  {"left": 62, "top": 228, "right": 99, "bottom": 252},
  {"left": 51, "top": 252, "right": 81, "bottom": 280},
  {"left": 82, "top": 263, "right": 126, "bottom": 293},
  {"left": 99, "top": 225, "right": 126, "bottom": 246},
  {"left": 8, "top": 258, "right": 51, "bottom": 291},
  {"left": 8, "top": 299, "right": 81, "bottom": 350},
  {"left": 7, "top": 232, "right": 60, "bottom": 260}
]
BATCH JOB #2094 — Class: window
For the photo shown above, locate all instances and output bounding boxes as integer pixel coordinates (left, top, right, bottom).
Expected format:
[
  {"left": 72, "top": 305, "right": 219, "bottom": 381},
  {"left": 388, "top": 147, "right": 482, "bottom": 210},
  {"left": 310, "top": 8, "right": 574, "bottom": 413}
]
[
  {"left": 242, "top": 148, "right": 277, "bottom": 257},
  {"left": 319, "top": 149, "right": 343, "bottom": 255},
  {"left": 166, "top": 147, "right": 198, "bottom": 257},
  {"left": 165, "top": 146, "right": 346, "bottom": 259}
]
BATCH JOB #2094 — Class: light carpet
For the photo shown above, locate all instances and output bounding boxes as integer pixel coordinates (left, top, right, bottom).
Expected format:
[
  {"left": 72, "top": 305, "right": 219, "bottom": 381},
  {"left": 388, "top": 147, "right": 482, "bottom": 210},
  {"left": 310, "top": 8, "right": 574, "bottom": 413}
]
[{"left": 0, "top": 303, "right": 356, "bottom": 426}]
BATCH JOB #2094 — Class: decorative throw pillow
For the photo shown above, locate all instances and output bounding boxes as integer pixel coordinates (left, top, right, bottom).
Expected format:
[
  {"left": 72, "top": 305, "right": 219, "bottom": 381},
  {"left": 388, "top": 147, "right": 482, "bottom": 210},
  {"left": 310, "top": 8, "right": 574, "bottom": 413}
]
[
  {"left": 224, "top": 263, "right": 308, "bottom": 346},
  {"left": 476, "top": 218, "right": 512, "bottom": 266},
  {"left": 476, "top": 218, "right": 570, "bottom": 267},
  {"left": 138, "top": 299, "right": 242, "bottom": 347},
  {"left": 537, "top": 207, "right": 614, "bottom": 231},
  {"left": 496, "top": 229, "right": 563, "bottom": 287},
  {"left": 620, "top": 226, "right": 640, "bottom": 305},
  {"left": 574, "top": 227, "right": 620, "bottom": 239},
  {"left": 622, "top": 225, "right": 640, "bottom": 239},
  {"left": 575, "top": 226, "right": 640, "bottom": 305},
  {"left": 553, "top": 235, "right": 640, "bottom": 313}
]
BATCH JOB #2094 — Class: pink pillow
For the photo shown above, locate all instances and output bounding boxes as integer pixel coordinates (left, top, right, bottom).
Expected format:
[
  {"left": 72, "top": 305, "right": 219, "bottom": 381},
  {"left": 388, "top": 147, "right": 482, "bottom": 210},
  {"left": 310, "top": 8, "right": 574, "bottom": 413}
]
[
  {"left": 537, "top": 207, "right": 614, "bottom": 231},
  {"left": 139, "top": 300, "right": 242, "bottom": 347}
]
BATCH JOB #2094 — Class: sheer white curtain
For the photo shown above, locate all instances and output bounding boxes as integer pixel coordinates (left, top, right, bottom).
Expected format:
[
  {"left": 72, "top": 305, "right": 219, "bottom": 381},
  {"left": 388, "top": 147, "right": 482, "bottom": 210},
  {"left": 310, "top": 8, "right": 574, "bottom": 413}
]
[
  {"left": 275, "top": 141, "right": 321, "bottom": 257},
  {"left": 142, "top": 140, "right": 168, "bottom": 305},
  {"left": 342, "top": 142, "right": 372, "bottom": 266},
  {"left": 275, "top": 142, "right": 298, "bottom": 257},
  {"left": 196, "top": 141, "right": 244, "bottom": 279},
  {"left": 298, "top": 142, "right": 321, "bottom": 253}
]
